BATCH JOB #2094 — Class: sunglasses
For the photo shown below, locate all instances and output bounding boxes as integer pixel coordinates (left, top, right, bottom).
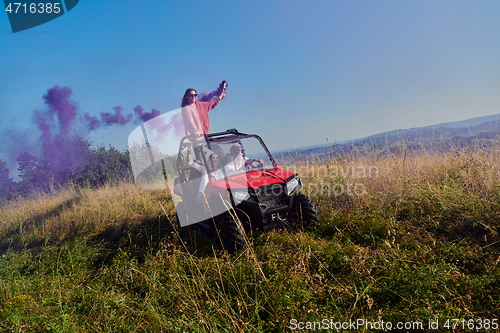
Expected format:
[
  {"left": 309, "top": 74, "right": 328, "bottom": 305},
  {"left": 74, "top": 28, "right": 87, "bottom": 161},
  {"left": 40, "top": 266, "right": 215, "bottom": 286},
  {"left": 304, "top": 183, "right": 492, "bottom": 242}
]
[{"left": 188, "top": 94, "right": 198, "bottom": 97}]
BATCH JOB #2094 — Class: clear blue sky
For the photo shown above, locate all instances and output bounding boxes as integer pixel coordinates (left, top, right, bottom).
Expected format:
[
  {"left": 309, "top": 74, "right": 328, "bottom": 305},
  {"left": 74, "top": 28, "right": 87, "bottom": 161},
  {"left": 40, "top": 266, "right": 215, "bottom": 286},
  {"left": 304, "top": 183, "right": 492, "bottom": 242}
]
[{"left": 2, "top": 1, "right": 500, "bottom": 173}]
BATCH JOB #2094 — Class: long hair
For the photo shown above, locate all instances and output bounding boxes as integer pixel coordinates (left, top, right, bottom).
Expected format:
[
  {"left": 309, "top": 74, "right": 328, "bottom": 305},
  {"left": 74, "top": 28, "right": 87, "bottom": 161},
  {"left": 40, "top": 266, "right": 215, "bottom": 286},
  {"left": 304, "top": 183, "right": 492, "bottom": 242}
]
[
  {"left": 181, "top": 88, "right": 197, "bottom": 107},
  {"left": 209, "top": 152, "right": 221, "bottom": 172}
]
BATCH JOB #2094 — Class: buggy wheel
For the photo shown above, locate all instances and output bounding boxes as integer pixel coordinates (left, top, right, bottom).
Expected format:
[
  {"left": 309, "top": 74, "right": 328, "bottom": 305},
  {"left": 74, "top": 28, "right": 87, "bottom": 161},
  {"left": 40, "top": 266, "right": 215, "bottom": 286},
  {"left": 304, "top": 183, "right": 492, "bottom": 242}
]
[
  {"left": 216, "top": 214, "right": 247, "bottom": 254},
  {"left": 287, "top": 193, "right": 319, "bottom": 227}
]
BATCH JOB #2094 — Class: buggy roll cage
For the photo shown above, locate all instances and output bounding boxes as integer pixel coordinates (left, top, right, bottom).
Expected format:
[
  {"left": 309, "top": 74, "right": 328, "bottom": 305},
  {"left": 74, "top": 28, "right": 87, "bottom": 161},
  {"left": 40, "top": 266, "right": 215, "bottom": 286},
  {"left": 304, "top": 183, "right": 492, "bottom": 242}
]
[{"left": 175, "top": 128, "right": 277, "bottom": 181}]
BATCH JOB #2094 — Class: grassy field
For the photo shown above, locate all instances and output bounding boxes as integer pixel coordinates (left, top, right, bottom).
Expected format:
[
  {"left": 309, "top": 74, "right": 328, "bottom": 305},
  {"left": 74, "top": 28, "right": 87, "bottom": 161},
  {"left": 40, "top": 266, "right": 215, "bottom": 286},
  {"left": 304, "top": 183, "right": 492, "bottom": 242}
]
[{"left": 0, "top": 143, "right": 499, "bottom": 332}]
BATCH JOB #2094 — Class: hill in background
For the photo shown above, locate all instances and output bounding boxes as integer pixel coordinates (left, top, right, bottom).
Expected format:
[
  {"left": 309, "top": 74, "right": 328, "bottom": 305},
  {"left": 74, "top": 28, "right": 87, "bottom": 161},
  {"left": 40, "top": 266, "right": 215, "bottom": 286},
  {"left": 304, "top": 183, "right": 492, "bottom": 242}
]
[{"left": 275, "top": 113, "right": 500, "bottom": 161}]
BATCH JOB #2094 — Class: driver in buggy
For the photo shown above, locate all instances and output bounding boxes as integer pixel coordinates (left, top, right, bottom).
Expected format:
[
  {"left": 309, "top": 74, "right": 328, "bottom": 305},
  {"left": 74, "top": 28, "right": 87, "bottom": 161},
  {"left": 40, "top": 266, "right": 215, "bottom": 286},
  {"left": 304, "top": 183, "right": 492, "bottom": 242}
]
[
  {"left": 224, "top": 143, "right": 265, "bottom": 175},
  {"left": 224, "top": 144, "right": 248, "bottom": 175}
]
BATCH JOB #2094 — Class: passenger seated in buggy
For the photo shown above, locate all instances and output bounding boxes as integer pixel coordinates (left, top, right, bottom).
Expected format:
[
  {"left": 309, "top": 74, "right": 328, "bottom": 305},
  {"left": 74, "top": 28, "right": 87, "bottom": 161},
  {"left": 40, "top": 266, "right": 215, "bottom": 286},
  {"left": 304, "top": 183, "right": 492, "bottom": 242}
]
[{"left": 186, "top": 143, "right": 224, "bottom": 204}]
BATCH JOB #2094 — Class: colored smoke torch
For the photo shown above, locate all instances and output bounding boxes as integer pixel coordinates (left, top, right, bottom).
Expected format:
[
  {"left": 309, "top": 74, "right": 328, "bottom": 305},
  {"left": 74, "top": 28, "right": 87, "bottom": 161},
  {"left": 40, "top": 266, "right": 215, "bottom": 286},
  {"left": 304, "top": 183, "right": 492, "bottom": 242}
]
[{"left": 198, "top": 80, "right": 228, "bottom": 101}]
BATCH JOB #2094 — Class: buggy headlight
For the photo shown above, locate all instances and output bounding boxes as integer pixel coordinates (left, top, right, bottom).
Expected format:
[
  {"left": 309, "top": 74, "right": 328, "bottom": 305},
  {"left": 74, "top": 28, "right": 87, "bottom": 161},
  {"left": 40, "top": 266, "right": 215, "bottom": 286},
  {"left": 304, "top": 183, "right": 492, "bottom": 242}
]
[
  {"left": 232, "top": 191, "right": 250, "bottom": 204},
  {"left": 286, "top": 177, "right": 300, "bottom": 195}
]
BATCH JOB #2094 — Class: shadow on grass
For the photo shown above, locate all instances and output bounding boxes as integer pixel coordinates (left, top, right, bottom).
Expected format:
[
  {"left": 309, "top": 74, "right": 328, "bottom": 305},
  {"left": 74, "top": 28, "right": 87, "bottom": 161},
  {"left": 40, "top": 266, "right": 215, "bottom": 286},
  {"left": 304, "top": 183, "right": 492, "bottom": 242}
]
[
  {"left": 89, "top": 213, "right": 222, "bottom": 267},
  {"left": 0, "top": 200, "right": 222, "bottom": 270},
  {"left": 0, "top": 196, "right": 83, "bottom": 255}
]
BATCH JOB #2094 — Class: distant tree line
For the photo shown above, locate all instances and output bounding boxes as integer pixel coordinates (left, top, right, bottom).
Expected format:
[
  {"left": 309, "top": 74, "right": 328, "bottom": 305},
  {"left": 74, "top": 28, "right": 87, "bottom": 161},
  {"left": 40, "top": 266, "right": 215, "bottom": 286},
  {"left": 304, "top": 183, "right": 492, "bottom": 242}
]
[{"left": 0, "top": 135, "right": 133, "bottom": 201}]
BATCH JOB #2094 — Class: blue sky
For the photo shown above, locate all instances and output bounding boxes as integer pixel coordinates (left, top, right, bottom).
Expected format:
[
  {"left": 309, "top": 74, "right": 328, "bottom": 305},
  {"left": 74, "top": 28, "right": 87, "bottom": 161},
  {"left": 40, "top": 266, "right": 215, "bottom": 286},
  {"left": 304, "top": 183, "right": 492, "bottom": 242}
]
[{"left": 2, "top": 1, "right": 500, "bottom": 174}]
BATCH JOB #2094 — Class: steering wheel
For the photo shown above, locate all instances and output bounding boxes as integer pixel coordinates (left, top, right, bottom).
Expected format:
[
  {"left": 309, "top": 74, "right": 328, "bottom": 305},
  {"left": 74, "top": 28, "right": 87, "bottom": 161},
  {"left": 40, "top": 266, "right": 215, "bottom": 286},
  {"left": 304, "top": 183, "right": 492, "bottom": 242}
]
[{"left": 245, "top": 159, "right": 263, "bottom": 170}]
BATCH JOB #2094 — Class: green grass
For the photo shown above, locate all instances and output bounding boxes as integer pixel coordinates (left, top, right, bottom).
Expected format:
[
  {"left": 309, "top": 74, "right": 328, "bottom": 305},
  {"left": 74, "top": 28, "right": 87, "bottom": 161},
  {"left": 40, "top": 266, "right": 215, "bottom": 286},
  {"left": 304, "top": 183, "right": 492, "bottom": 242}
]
[{"left": 0, "top": 146, "right": 499, "bottom": 332}]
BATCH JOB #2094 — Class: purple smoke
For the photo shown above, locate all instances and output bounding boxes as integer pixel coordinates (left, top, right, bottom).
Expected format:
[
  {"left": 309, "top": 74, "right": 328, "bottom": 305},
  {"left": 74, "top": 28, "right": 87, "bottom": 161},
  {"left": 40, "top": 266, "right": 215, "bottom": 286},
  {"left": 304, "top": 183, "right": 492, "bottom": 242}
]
[
  {"left": 31, "top": 85, "right": 82, "bottom": 180},
  {"left": 198, "top": 80, "right": 227, "bottom": 101},
  {"left": 146, "top": 112, "right": 184, "bottom": 140},
  {"left": 32, "top": 85, "right": 78, "bottom": 146},
  {"left": 100, "top": 106, "right": 134, "bottom": 126},
  {"left": 84, "top": 106, "right": 138, "bottom": 131},
  {"left": 84, "top": 113, "right": 101, "bottom": 131},
  {"left": 24, "top": 86, "right": 142, "bottom": 183},
  {"left": 134, "top": 105, "right": 161, "bottom": 122},
  {"left": 4, "top": 83, "right": 225, "bottom": 183},
  {"left": 42, "top": 85, "right": 78, "bottom": 135},
  {"left": 33, "top": 111, "right": 53, "bottom": 147}
]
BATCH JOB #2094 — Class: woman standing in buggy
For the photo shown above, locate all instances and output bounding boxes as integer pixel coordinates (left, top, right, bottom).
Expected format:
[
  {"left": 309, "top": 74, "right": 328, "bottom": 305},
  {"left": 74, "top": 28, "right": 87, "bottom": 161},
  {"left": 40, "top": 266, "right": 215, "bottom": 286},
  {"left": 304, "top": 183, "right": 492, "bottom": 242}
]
[{"left": 181, "top": 81, "right": 227, "bottom": 138}]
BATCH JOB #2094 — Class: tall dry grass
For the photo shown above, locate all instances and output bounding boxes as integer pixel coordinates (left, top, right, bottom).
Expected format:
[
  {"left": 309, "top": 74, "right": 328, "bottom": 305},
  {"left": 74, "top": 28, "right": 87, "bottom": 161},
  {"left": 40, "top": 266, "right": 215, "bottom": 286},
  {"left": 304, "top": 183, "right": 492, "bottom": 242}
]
[
  {"left": 284, "top": 141, "right": 500, "bottom": 223},
  {"left": 0, "top": 183, "right": 176, "bottom": 253}
]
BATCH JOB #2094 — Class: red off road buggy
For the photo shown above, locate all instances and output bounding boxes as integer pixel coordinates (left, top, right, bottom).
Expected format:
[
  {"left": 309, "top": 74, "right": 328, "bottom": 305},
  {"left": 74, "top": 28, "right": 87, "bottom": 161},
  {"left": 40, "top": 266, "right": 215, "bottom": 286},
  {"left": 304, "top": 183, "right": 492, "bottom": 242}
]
[{"left": 173, "top": 129, "right": 319, "bottom": 252}]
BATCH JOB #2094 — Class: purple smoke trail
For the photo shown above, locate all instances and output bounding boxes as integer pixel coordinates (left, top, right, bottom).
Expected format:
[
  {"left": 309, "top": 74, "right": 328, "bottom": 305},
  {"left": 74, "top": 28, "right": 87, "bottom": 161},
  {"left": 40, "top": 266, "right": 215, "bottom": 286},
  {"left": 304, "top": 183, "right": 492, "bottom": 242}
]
[
  {"left": 84, "top": 113, "right": 101, "bottom": 131},
  {"left": 198, "top": 80, "right": 228, "bottom": 101},
  {"left": 153, "top": 112, "right": 184, "bottom": 138},
  {"left": 161, "top": 112, "right": 186, "bottom": 138},
  {"left": 31, "top": 85, "right": 82, "bottom": 181},
  {"left": 6, "top": 84, "right": 190, "bottom": 184},
  {"left": 42, "top": 85, "right": 78, "bottom": 135},
  {"left": 134, "top": 105, "right": 161, "bottom": 122},
  {"left": 100, "top": 106, "right": 134, "bottom": 126},
  {"left": 33, "top": 111, "right": 53, "bottom": 147},
  {"left": 33, "top": 110, "right": 63, "bottom": 176},
  {"left": 84, "top": 106, "right": 137, "bottom": 131},
  {"left": 33, "top": 85, "right": 78, "bottom": 145}
]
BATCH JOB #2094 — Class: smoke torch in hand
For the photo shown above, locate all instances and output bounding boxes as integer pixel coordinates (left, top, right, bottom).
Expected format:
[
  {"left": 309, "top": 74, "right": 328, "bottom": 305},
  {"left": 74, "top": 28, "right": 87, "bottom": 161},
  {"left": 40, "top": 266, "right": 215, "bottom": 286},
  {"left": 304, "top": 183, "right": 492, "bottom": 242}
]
[{"left": 220, "top": 80, "right": 227, "bottom": 99}]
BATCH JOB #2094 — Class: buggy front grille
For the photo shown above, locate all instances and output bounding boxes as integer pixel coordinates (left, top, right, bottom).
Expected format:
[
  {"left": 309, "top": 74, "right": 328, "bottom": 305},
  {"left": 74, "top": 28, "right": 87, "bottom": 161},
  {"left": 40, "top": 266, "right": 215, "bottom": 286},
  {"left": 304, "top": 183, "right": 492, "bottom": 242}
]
[{"left": 256, "top": 184, "right": 287, "bottom": 209}]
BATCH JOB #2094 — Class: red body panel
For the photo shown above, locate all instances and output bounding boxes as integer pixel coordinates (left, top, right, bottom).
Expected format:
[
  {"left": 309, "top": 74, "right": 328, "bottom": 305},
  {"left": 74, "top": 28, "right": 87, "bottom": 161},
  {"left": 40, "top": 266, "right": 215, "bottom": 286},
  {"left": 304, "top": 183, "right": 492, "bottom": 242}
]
[{"left": 208, "top": 166, "right": 295, "bottom": 190}]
